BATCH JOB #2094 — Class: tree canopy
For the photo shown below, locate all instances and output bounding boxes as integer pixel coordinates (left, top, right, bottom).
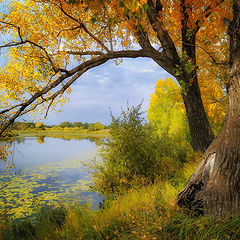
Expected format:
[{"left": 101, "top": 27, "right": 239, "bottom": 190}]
[
  {"left": 0, "top": 0, "right": 231, "bottom": 152},
  {"left": 0, "top": 0, "right": 239, "bottom": 218}
]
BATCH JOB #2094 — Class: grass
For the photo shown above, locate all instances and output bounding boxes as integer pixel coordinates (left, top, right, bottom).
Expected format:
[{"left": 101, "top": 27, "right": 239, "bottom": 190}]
[
  {"left": 12, "top": 128, "right": 110, "bottom": 138},
  {"left": 1, "top": 123, "right": 239, "bottom": 239},
  {"left": 1, "top": 176, "right": 239, "bottom": 240}
]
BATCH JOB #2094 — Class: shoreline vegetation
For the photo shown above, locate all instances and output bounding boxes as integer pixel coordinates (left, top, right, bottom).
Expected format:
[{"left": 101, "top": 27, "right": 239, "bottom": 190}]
[
  {"left": 12, "top": 128, "right": 110, "bottom": 139},
  {"left": 1, "top": 107, "right": 240, "bottom": 239},
  {"left": 0, "top": 121, "right": 110, "bottom": 140}
]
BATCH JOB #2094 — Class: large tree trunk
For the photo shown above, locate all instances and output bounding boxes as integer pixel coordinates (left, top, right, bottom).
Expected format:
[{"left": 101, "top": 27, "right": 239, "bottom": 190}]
[
  {"left": 180, "top": 74, "right": 214, "bottom": 153},
  {"left": 143, "top": 0, "right": 215, "bottom": 152},
  {"left": 180, "top": 5, "right": 215, "bottom": 152},
  {"left": 177, "top": 0, "right": 240, "bottom": 217}
]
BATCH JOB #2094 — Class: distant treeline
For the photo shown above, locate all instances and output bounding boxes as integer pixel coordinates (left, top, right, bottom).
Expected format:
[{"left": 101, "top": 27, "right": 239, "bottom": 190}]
[{"left": 11, "top": 121, "right": 109, "bottom": 131}]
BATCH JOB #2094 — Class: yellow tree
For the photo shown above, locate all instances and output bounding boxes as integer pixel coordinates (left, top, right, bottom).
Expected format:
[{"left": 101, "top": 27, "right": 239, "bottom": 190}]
[
  {"left": 148, "top": 77, "right": 188, "bottom": 139},
  {"left": 94, "top": 122, "right": 105, "bottom": 131},
  {"left": 0, "top": 0, "right": 231, "bottom": 152},
  {"left": 0, "top": 0, "right": 239, "bottom": 217},
  {"left": 35, "top": 122, "right": 44, "bottom": 129},
  {"left": 148, "top": 77, "right": 226, "bottom": 138}
]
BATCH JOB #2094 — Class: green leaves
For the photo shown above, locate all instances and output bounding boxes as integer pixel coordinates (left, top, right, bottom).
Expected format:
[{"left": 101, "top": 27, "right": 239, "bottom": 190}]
[
  {"left": 124, "top": 6, "right": 130, "bottom": 16},
  {"left": 119, "top": 1, "right": 124, "bottom": 8},
  {"left": 91, "top": 16, "right": 97, "bottom": 24},
  {"left": 142, "top": 3, "right": 148, "bottom": 13},
  {"left": 90, "top": 13, "right": 99, "bottom": 25}
]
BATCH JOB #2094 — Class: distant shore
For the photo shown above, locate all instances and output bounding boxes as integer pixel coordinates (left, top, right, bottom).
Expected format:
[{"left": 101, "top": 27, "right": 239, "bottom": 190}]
[{"left": 8, "top": 129, "right": 110, "bottom": 139}]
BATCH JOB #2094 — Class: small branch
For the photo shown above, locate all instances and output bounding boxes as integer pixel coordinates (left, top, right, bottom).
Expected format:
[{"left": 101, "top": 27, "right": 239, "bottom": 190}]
[
  {"left": 54, "top": 1, "right": 110, "bottom": 52},
  {"left": 25, "top": 40, "right": 58, "bottom": 73},
  {"left": 109, "top": 24, "right": 113, "bottom": 51},
  {"left": 17, "top": 27, "right": 23, "bottom": 42},
  {"left": 193, "top": 0, "right": 225, "bottom": 34},
  {"left": 0, "top": 103, "right": 24, "bottom": 115},
  {"left": 56, "top": 25, "right": 81, "bottom": 37},
  {"left": 182, "top": 40, "right": 229, "bottom": 67},
  {"left": 0, "top": 40, "right": 28, "bottom": 49},
  {"left": 79, "top": 22, "right": 110, "bottom": 53},
  {"left": 43, "top": 99, "right": 54, "bottom": 119},
  {"left": 66, "top": 51, "right": 104, "bottom": 56}
]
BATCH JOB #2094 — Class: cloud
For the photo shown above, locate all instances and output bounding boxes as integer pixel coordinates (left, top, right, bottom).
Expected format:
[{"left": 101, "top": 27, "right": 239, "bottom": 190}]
[{"left": 41, "top": 58, "right": 173, "bottom": 125}]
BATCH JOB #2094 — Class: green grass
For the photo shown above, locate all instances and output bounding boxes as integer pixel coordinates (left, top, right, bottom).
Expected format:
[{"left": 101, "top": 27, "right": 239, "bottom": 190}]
[
  {"left": 12, "top": 128, "right": 110, "bottom": 139},
  {"left": 1, "top": 177, "right": 239, "bottom": 240},
  {"left": 1, "top": 122, "right": 239, "bottom": 239}
]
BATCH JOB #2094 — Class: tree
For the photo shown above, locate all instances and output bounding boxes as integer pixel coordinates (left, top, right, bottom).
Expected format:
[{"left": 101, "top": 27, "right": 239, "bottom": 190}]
[
  {"left": 88, "top": 123, "right": 95, "bottom": 131},
  {"left": 0, "top": 0, "right": 230, "bottom": 151},
  {"left": 177, "top": 0, "right": 240, "bottom": 217},
  {"left": 148, "top": 77, "right": 190, "bottom": 139},
  {"left": 148, "top": 77, "right": 226, "bottom": 139},
  {"left": 83, "top": 122, "right": 89, "bottom": 129},
  {"left": 72, "top": 121, "right": 83, "bottom": 128},
  {"left": 59, "top": 121, "right": 72, "bottom": 128},
  {"left": 35, "top": 122, "right": 44, "bottom": 129},
  {"left": 94, "top": 122, "right": 105, "bottom": 131}
]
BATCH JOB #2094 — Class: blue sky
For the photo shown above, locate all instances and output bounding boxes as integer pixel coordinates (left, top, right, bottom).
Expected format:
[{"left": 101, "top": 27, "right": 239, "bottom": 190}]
[
  {"left": 0, "top": 30, "right": 173, "bottom": 126},
  {"left": 40, "top": 57, "right": 173, "bottom": 125},
  {"left": 0, "top": 2, "right": 173, "bottom": 126}
]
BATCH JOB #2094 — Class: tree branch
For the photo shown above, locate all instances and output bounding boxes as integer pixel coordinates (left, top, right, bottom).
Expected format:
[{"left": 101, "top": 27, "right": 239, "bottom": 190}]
[
  {"left": 146, "top": 0, "right": 179, "bottom": 62},
  {"left": 0, "top": 49, "right": 157, "bottom": 136},
  {"left": 54, "top": 1, "right": 110, "bottom": 53},
  {"left": 65, "top": 50, "right": 104, "bottom": 56},
  {"left": 193, "top": 0, "right": 225, "bottom": 35}
]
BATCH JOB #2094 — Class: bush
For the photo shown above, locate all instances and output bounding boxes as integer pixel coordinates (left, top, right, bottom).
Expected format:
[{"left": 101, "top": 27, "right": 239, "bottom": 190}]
[
  {"left": 2, "top": 220, "right": 36, "bottom": 240},
  {"left": 91, "top": 104, "right": 192, "bottom": 195}
]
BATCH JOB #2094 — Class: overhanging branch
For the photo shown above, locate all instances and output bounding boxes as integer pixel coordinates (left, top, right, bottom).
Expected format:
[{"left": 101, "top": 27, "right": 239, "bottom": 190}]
[{"left": 0, "top": 48, "right": 157, "bottom": 136}]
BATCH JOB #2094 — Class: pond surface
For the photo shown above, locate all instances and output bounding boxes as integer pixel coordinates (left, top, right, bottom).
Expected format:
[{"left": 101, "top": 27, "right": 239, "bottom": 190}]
[{"left": 0, "top": 135, "right": 104, "bottom": 219}]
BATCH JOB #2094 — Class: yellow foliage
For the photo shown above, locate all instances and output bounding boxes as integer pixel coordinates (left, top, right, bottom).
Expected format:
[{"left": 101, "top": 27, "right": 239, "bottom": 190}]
[
  {"left": 0, "top": 0, "right": 230, "bottom": 131},
  {"left": 148, "top": 77, "right": 226, "bottom": 137},
  {"left": 148, "top": 77, "right": 187, "bottom": 138}
]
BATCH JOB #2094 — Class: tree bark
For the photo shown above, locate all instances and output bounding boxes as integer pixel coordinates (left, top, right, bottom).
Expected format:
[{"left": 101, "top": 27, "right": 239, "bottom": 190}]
[
  {"left": 177, "top": 0, "right": 240, "bottom": 217},
  {"left": 181, "top": 75, "right": 215, "bottom": 152},
  {"left": 144, "top": 0, "right": 215, "bottom": 152}
]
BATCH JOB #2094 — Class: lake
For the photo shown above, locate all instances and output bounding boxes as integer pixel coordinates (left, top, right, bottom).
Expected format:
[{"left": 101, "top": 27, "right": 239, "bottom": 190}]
[{"left": 0, "top": 135, "right": 104, "bottom": 219}]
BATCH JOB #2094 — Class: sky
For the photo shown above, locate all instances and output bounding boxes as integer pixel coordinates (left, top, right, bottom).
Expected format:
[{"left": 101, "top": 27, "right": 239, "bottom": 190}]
[
  {"left": 0, "top": 2, "right": 173, "bottom": 126},
  {"left": 37, "top": 58, "right": 173, "bottom": 125}
]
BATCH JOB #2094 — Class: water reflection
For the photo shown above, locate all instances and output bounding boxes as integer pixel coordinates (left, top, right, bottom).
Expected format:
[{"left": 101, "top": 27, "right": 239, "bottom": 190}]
[
  {"left": 37, "top": 136, "right": 45, "bottom": 144},
  {"left": 0, "top": 136, "right": 103, "bottom": 219}
]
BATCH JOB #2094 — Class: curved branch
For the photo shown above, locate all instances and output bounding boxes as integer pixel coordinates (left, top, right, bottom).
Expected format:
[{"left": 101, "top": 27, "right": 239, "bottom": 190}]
[
  {"left": 66, "top": 50, "right": 104, "bottom": 56},
  {"left": 0, "top": 49, "right": 156, "bottom": 136},
  {"left": 53, "top": 0, "right": 110, "bottom": 52},
  {"left": 146, "top": 0, "right": 179, "bottom": 62}
]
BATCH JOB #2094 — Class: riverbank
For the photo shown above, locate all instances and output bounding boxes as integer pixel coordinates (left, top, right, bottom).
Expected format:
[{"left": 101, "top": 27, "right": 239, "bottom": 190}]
[
  {"left": 11, "top": 129, "right": 110, "bottom": 139},
  {"left": 1, "top": 177, "right": 240, "bottom": 240}
]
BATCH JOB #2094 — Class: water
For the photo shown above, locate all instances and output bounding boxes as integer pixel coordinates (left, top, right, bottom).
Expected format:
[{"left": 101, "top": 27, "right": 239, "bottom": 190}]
[{"left": 0, "top": 135, "right": 104, "bottom": 219}]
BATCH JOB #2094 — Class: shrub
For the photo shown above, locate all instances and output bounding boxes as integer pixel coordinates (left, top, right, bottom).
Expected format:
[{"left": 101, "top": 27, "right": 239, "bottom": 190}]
[
  {"left": 2, "top": 220, "right": 36, "bottom": 240},
  {"left": 91, "top": 104, "right": 192, "bottom": 195}
]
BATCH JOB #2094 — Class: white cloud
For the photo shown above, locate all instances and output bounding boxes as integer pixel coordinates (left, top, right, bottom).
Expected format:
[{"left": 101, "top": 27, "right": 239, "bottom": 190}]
[{"left": 42, "top": 58, "right": 173, "bottom": 125}]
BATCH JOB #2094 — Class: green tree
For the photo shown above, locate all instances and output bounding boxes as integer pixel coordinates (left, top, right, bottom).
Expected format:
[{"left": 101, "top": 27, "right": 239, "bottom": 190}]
[
  {"left": 94, "top": 122, "right": 105, "bottom": 131},
  {"left": 83, "top": 123, "right": 89, "bottom": 129},
  {"left": 59, "top": 121, "right": 72, "bottom": 128},
  {"left": 72, "top": 122, "right": 83, "bottom": 128},
  {"left": 88, "top": 124, "right": 95, "bottom": 131}
]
